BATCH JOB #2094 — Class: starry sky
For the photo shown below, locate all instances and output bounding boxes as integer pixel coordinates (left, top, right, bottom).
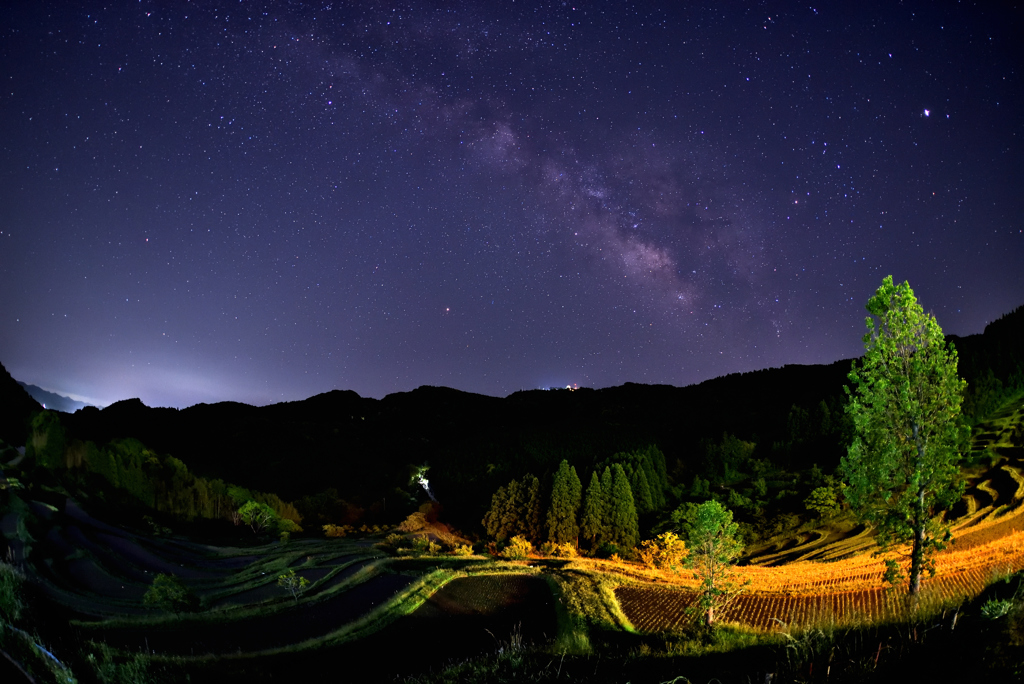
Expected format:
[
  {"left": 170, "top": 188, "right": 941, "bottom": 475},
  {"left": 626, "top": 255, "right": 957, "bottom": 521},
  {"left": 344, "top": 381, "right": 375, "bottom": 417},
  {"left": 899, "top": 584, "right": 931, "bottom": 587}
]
[{"left": 1, "top": 1, "right": 1021, "bottom": 409}]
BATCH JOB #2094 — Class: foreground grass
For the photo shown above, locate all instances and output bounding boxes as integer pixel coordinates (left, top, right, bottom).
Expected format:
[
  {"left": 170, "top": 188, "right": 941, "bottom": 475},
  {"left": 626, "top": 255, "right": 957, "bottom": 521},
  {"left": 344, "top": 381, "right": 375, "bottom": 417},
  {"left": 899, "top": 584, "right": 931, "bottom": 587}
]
[{"left": 402, "top": 575, "right": 1024, "bottom": 683}]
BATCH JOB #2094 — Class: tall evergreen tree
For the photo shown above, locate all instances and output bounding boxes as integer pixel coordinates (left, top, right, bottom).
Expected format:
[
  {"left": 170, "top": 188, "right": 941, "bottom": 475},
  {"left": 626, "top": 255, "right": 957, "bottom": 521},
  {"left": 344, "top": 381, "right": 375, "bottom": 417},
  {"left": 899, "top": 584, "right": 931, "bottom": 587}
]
[
  {"left": 647, "top": 445, "right": 669, "bottom": 497},
  {"left": 523, "top": 474, "right": 544, "bottom": 542},
  {"left": 639, "top": 446, "right": 668, "bottom": 509},
  {"left": 482, "top": 479, "right": 523, "bottom": 541},
  {"left": 482, "top": 484, "right": 508, "bottom": 539},
  {"left": 608, "top": 463, "right": 639, "bottom": 549},
  {"left": 547, "top": 460, "right": 582, "bottom": 544},
  {"left": 630, "top": 466, "right": 654, "bottom": 514},
  {"left": 580, "top": 471, "right": 607, "bottom": 545},
  {"left": 483, "top": 474, "right": 544, "bottom": 542}
]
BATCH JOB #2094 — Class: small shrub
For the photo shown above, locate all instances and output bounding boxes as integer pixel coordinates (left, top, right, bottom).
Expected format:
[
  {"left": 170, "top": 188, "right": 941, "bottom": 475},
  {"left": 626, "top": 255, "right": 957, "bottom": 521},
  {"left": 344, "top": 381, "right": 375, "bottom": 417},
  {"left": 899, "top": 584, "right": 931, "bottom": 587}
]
[
  {"left": 277, "top": 569, "right": 311, "bottom": 603},
  {"left": 143, "top": 573, "right": 199, "bottom": 613},
  {"left": 323, "top": 524, "right": 352, "bottom": 538},
  {"left": 551, "top": 541, "right": 577, "bottom": 558},
  {"left": 375, "top": 533, "right": 407, "bottom": 554},
  {"left": 398, "top": 511, "right": 428, "bottom": 533},
  {"left": 982, "top": 598, "right": 1014, "bottom": 620},
  {"left": 638, "top": 531, "right": 686, "bottom": 572},
  {"left": 411, "top": 536, "right": 441, "bottom": 556},
  {"left": 504, "top": 535, "right": 533, "bottom": 560},
  {"left": 539, "top": 541, "right": 576, "bottom": 558},
  {"left": 452, "top": 544, "right": 474, "bottom": 556}
]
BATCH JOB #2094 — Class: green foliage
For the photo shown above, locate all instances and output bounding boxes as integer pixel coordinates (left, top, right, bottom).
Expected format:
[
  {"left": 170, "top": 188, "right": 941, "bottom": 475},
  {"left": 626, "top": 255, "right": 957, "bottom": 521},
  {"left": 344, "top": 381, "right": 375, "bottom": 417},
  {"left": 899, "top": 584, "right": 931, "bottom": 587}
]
[
  {"left": 841, "top": 276, "right": 969, "bottom": 596},
  {"left": 0, "top": 561, "right": 25, "bottom": 623},
  {"left": 546, "top": 460, "right": 581, "bottom": 544},
  {"left": 595, "top": 445, "right": 669, "bottom": 514},
  {"left": 804, "top": 484, "right": 842, "bottom": 519},
  {"left": 375, "top": 533, "right": 408, "bottom": 555},
  {"left": 669, "top": 501, "right": 700, "bottom": 539},
  {"left": 772, "top": 398, "right": 851, "bottom": 471},
  {"left": 607, "top": 464, "right": 639, "bottom": 549},
  {"left": 26, "top": 410, "right": 66, "bottom": 469},
  {"left": 143, "top": 573, "right": 198, "bottom": 613},
  {"left": 411, "top": 536, "right": 442, "bottom": 556},
  {"left": 684, "top": 500, "right": 745, "bottom": 627},
  {"left": 579, "top": 470, "right": 607, "bottom": 545},
  {"left": 277, "top": 569, "right": 311, "bottom": 603},
  {"left": 702, "top": 433, "right": 756, "bottom": 485},
  {"left": 483, "top": 473, "right": 543, "bottom": 542},
  {"left": 87, "top": 642, "right": 150, "bottom": 684},
  {"left": 630, "top": 466, "right": 654, "bottom": 514},
  {"left": 981, "top": 598, "right": 1014, "bottom": 620},
  {"left": 522, "top": 474, "right": 544, "bottom": 542},
  {"left": 26, "top": 424, "right": 302, "bottom": 529},
  {"left": 689, "top": 475, "right": 711, "bottom": 499},
  {"left": 238, "top": 500, "right": 279, "bottom": 534}
]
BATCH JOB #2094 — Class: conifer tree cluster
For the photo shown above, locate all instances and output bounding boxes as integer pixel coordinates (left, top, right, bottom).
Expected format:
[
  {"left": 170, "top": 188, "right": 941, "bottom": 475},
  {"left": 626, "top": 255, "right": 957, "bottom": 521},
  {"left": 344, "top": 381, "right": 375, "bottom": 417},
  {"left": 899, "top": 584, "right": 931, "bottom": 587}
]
[
  {"left": 481, "top": 446, "right": 669, "bottom": 553},
  {"left": 482, "top": 473, "right": 542, "bottom": 541}
]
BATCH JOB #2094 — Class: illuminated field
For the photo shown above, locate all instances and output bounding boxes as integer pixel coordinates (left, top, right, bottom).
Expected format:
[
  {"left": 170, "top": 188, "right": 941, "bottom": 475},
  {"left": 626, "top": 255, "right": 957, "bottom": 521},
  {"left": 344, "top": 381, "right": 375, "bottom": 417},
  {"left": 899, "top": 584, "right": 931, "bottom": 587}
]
[{"left": 615, "top": 398, "right": 1024, "bottom": 632}]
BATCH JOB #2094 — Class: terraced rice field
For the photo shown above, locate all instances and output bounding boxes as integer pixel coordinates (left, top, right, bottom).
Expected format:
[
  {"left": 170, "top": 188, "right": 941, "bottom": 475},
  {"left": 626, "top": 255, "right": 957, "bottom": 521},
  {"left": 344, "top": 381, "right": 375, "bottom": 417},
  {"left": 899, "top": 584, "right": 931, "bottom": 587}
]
[
  {"left": 617, "top": 396, "right": 1024, "bottom": 632},
  {"left": 4, "top": 487, "right": 557, "bottom": 671}
]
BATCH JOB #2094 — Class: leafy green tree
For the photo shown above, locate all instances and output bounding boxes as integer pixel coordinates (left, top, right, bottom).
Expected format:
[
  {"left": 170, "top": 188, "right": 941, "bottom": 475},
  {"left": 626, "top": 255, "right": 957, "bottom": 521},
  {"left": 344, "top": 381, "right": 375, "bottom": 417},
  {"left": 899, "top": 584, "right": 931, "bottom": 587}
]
[
  {"left": 546, "top": 460, "right": 581, "bottom": 544},
  {"left": 277, "top": 569, "right": 311, "bottom": 603},
  {"left": 580, "top": 471, "right": 607, "bottom": 546},
  {"left": 684, "top": 500, "right": 744, "bottom": 628},
  {"left": 804, "top": 485, "right": 842, "bottom": 519},
  {"left": 841, "top": 276, "right": 969, "bottom": 597},
  {"left": 143, "top": 573, "right": 198, "bottom": 613},
  {"left": 238, "top": 500, "right": 278, "bottom": 534},
  {"left": 689, "top": 475, "right": 710, "bottom": 499},
  {"left": 607, "top": 464, "right": 639, "bottom": 549},
  {"left": 669, "top": 501, "right": 700, "bottom": 539},
  {"left": 704, "top": 433, "right": 756, "bottom": 484}
]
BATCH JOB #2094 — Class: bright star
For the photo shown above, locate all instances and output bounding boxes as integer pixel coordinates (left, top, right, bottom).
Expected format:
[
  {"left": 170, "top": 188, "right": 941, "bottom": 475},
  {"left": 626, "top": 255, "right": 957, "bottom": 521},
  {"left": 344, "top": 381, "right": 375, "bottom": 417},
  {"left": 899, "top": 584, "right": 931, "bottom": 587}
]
[{"left": 923, "top": 109, "right": 930, "bottom": 117}]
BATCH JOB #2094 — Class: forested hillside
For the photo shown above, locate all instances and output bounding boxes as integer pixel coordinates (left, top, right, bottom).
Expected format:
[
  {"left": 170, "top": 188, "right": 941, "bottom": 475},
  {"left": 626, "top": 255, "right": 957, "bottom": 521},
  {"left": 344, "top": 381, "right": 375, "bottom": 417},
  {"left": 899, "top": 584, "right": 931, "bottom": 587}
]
[{"left": 2, "top": 304, "right": 1022, "bottom": 535}]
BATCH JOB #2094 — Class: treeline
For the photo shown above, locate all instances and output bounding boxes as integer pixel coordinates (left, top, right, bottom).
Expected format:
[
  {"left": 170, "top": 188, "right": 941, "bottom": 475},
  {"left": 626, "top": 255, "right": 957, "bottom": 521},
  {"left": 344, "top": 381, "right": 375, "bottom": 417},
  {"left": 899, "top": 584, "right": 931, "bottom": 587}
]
[
  {"left": 24, "top": 410, "right": 302, "bottom": 530},
  {"left": 480, "top": 407, "right": 856, "bottom": 553},
  {"left": 955, "top": 304, "right": 1024, "bottom": 425},
  {"left": 482, "top": 446, "right": 668, "bottom": 555}
]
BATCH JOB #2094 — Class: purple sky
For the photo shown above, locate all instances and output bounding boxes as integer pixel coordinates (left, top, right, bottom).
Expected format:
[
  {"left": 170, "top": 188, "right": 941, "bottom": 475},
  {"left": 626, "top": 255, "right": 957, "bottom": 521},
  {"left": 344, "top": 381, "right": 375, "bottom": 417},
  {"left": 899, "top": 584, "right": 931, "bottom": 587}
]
[{"left": 1, "top": 1, "right": 1021, "bottom": 408}]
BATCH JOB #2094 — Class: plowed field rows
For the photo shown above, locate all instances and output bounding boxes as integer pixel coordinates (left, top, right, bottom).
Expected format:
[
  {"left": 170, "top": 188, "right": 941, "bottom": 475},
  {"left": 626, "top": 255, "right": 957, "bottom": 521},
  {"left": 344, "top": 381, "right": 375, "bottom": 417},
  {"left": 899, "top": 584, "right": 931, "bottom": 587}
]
[
  {"left": 618, "top": 563, "right": 1022, "bottom": 632},
  {"left": 616, "top": 527, "right": 1024, "bottom": 632},
  {"left": 616, "top": 399, "right": 1024, "bottom": 632}
]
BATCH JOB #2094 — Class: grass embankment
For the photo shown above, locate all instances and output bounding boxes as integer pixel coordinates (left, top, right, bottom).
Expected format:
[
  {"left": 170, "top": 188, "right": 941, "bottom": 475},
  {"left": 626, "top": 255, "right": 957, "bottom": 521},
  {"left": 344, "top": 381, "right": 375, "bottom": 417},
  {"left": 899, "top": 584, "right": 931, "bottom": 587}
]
[{"left": 403, "top": 570, "right": 1024, "bottom": 683}]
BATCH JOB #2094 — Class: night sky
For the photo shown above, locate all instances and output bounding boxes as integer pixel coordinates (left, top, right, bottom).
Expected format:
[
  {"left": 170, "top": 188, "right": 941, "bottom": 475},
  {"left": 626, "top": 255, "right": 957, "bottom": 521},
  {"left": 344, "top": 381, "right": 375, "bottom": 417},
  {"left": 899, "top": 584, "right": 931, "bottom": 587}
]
[{"left": 1, "top": 2, "right": 1021, "bottom": 409}]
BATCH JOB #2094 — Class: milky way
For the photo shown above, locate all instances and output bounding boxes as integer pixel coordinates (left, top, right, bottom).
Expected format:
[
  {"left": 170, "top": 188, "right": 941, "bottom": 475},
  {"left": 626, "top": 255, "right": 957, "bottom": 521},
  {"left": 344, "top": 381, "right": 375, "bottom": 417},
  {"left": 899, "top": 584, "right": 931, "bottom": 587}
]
[{"left": 1, "top": 2, "right": 1021, "bottom": 407}]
